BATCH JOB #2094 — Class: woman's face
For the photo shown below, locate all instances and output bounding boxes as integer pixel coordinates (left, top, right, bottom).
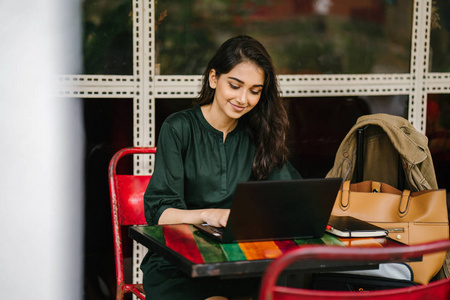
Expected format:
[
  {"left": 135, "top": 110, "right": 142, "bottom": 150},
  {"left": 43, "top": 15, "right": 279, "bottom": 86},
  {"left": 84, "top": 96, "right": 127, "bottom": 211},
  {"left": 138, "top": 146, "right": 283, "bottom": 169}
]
[{"left": 209, "top": 62, "right": 264, "bottom": 121}]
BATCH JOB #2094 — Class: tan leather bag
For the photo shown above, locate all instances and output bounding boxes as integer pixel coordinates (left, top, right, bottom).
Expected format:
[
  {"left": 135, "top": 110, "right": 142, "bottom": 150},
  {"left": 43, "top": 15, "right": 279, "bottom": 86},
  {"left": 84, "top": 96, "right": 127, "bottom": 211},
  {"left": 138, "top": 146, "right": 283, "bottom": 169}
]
[{"left": 331, "top": 180, "right": 449, "bottom": 284}]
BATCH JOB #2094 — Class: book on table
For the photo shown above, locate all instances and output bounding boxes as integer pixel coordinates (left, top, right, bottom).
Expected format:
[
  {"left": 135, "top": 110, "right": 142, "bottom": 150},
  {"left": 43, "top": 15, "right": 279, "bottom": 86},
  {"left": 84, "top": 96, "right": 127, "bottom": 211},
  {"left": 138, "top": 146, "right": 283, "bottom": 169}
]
[{"left": 326, "top": 216, "right": 388, "bottom": 238}]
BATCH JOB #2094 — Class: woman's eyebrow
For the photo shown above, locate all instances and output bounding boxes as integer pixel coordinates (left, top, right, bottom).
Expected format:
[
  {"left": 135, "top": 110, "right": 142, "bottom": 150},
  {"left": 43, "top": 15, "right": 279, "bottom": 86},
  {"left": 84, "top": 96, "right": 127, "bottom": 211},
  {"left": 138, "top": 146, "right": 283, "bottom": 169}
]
[{"left": 227, "top": 76, "right": 264, "bottom": 88}]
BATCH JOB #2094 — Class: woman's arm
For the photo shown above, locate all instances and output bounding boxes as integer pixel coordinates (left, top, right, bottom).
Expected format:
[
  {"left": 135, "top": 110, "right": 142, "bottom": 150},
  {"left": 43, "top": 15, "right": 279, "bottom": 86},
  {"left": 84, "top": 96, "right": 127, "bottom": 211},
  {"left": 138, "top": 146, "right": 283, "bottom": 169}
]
[
  {"left": 158, "top": 207, "right": 230, "bottom": 227},
  {"left": 144, "top": 119, "right": 188, "bottom": 226}
]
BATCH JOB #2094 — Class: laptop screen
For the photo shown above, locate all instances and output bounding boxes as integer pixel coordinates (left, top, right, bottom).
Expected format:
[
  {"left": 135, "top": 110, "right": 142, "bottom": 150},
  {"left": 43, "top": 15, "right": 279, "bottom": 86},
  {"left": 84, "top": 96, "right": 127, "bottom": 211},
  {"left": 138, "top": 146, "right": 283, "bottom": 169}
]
[{"left": 195, "top": 178, "right": 342, "bottom": 243}]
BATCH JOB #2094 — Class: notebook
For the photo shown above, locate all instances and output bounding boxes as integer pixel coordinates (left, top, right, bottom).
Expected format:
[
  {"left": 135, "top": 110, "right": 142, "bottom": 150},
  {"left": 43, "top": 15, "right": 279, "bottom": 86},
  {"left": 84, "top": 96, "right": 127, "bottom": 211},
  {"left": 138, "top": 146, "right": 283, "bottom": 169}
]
[
  {"left": 326, "top": 215, "right": 388, "bottom": 238},
  {"left": 193, "top": 178, "right": 342, "bottom": 243}
]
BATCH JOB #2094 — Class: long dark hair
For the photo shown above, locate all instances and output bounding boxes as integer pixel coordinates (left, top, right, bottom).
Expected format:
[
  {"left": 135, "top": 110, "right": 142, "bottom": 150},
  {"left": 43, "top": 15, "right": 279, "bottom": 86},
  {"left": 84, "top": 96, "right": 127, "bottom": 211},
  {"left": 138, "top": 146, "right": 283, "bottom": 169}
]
[{"left": 194, "top": 35, "right": 290, "bottom": 180}]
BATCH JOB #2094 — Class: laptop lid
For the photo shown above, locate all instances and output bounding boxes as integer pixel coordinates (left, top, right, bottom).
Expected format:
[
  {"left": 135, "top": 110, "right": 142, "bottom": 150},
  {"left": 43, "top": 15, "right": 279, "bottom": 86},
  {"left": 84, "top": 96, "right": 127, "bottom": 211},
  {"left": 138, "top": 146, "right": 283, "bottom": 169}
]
[{"left": 194, "top": 178, "right": 342, "bottom": 243}]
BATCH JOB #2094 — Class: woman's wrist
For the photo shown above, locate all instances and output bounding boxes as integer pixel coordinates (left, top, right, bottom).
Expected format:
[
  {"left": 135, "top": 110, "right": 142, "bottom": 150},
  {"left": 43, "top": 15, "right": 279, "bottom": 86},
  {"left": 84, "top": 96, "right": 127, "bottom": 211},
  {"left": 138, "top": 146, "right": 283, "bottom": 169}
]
[
  {"left": 158, "top": 207, "right": 206, "bottom": 225},
  {"left": 158, "top": 207, "right": 229, "bottom": 227}
]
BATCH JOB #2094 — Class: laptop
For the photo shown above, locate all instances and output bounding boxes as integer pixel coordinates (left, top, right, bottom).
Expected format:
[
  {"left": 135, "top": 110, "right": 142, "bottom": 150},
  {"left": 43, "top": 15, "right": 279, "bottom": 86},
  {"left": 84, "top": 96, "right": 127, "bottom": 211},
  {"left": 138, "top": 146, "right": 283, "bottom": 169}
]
[{"left": 194, "top": 178, "right": 342, "bottom": 243}]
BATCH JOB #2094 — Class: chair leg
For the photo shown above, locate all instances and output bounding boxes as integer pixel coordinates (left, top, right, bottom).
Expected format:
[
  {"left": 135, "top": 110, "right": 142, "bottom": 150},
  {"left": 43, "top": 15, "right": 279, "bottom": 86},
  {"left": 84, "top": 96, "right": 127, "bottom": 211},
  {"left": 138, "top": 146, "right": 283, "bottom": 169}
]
[{"left": 116, "top": 283, "right": 125, "bottom": 300}]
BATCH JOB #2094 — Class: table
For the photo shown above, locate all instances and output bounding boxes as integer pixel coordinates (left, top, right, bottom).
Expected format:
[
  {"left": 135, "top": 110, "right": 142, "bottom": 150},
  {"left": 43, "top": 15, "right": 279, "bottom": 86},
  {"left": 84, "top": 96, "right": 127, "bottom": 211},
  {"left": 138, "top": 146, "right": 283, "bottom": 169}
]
[{"left": 129, "top": 224, "right": 414, "bottom": 279}]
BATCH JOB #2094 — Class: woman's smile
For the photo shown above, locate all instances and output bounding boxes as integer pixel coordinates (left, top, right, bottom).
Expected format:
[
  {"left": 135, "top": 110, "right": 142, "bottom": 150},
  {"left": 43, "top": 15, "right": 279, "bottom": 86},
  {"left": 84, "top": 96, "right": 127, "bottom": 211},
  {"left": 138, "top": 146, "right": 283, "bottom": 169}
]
[{"left": 229, "top": 102, "right": 246, "bottom": 112}]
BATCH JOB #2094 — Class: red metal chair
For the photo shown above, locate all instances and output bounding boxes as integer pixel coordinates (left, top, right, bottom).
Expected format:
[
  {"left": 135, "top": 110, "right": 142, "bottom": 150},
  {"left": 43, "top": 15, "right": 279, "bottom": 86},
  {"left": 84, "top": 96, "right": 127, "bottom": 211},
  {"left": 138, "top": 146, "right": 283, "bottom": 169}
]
[
  {"left": 109, "top": 147, "right": 157, "bottom": 300},
  {"left": 259, "top": 239, "right": 450, "bottom": 300}
]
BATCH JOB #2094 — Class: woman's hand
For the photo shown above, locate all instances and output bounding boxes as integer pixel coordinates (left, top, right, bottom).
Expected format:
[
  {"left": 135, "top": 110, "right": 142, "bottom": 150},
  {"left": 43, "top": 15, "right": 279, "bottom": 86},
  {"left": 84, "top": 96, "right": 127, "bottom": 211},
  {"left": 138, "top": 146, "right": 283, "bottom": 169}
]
[
  {"left": 158, "top": 207, "right": 230, "bottom": 227},
  {"left": 201, "top": 209, "right": 230, "bottom": 227}
]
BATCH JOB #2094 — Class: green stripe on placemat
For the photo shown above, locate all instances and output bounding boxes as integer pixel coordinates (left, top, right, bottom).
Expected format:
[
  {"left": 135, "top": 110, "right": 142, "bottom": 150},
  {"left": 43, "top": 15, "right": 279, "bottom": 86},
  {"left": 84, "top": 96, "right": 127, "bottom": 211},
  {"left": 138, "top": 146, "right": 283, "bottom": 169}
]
[
  {"left": 141, "top": 225, "right": 165, "bottom": 244},
  {"left": 221, "top": 243, "right": 247, "bottom": 261},
  {"left": 191, "top": 228, "right": 227, "bottom": 263},
  {"left": 294, "top": 234, "right": 345, "bottom": 246},
  {"left": 321, "top": 233, "right": 346, "bottom": 246},
  {"left": 294, "top": 237, "right": 325, "bottom": 245}
]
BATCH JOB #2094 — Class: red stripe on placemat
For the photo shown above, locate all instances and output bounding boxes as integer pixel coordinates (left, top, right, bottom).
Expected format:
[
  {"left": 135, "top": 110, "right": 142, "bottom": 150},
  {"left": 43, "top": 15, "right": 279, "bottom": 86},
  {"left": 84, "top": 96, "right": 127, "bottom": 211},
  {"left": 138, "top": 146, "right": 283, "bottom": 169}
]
[
  {"left": 164, "top": 224, "right": 204, "bottom": 264},
  {"left": 274, "top": 240, "right": 299, "bottom": 253}
]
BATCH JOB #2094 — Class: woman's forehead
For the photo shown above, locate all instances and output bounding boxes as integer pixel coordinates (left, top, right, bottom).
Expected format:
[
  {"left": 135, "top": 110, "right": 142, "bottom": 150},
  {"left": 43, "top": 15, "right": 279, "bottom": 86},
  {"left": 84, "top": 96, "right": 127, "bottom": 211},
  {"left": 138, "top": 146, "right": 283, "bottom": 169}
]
[{"left": 225, "top": 62, "right": 264, "bottom": 86}]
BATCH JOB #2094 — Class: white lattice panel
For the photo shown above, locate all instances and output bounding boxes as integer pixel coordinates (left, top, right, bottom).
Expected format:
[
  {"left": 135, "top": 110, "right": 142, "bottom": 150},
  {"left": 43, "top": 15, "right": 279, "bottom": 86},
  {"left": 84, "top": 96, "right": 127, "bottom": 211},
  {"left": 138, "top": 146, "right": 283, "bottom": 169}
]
[
  {"left": 408, "top": 0, "right": 431, "bottom": 132},
  {"left": 155, "top": 75, "right": 202, "bottom": 98},
  {"left": 278, "top": 74, "right": 412, "bottom": 84},
  {"left": 133, "top": 0, "right": 145, "bottom": 151},
  {"left": 142, "top": 0, "right": 156, "bottom": 150},
  {"left": 55, "top": 71, "right": 450, "bottom": 101},
  {"left": 132, "top": 1, "right": 155, "bottom": 297},
  {"left": 152, "top": 74, "right": 414, "bottom": 98},
  {"left": 54, "top": 75, "right": 135, "bottom": 98},
  {"left": 56, "top": 74, "right": 134, "bottom": 86},
  {"left": 279, "top": 74, "right": 411, "bottom": 97},
  {"left": 55, "top": 86, "right": 135, "bottom": 98},
  {"left": 426, "top": 73, "right": 450, "bottom": 93}
]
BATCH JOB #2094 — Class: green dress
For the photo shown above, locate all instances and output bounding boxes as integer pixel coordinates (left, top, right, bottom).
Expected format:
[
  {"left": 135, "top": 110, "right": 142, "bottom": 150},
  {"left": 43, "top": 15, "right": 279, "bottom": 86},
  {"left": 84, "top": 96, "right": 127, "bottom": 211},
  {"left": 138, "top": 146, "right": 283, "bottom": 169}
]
[{"left": 141, "top": 105, "right": 301, "bottom": 299}]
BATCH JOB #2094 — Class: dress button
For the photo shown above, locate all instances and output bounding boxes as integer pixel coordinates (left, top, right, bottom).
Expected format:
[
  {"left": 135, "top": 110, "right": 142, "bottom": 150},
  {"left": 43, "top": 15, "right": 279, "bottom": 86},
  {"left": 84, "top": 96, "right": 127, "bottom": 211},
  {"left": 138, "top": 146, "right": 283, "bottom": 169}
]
[{"left": 397, "top": 235, "right": 402, "bottom": 240}]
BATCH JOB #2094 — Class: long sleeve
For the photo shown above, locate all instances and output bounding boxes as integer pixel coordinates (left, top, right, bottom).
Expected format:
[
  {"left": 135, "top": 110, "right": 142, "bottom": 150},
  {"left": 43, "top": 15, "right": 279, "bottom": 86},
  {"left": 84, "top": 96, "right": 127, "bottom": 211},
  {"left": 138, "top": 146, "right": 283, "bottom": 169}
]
[{"left": 144, "top": 121, "right": 187, "bottom": 226}]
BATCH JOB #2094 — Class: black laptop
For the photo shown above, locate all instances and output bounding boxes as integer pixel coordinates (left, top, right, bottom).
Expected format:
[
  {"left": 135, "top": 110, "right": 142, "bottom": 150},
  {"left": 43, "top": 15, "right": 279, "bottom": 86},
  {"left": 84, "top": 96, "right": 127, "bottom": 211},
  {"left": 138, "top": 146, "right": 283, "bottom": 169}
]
[{"left": 194, "top": 178, "right": 342, "bottom": 243}]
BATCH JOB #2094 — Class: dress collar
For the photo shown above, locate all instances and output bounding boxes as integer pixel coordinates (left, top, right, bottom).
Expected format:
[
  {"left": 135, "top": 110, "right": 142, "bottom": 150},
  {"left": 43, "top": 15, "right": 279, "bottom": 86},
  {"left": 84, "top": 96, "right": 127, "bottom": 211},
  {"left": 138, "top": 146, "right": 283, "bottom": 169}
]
[{"left": 194, "top": 105, "right": 244, "bottom": 138}]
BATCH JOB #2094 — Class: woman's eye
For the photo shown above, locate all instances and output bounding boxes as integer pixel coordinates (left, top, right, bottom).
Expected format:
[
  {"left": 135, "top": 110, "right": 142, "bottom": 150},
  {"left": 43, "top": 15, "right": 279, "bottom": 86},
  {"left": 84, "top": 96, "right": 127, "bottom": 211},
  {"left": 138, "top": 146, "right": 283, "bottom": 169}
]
[
  {"left": 229, "top": 83, "right": 239, "bottom": 89},
  {"left": 250, "top": 90, "right": 261, "bottom": 95}
]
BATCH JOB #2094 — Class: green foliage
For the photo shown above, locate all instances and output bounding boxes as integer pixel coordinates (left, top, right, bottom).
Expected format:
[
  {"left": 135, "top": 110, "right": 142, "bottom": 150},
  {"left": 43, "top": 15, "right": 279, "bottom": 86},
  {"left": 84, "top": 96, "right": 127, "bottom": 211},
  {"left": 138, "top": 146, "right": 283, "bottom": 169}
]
[
  {"left": 83, "top": 0, "right": 133, "bottom": 74},
  {"left": 81, "top": 0, "right": 419, "bottom": 75}
]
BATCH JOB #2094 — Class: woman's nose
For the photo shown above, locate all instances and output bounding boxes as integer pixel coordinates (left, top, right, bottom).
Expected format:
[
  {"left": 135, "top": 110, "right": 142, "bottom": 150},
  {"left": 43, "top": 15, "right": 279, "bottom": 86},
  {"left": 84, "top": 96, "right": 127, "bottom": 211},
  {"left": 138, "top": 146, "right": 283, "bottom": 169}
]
[{"left": 236, "top": 90, "right": 246, "bottom": 105}]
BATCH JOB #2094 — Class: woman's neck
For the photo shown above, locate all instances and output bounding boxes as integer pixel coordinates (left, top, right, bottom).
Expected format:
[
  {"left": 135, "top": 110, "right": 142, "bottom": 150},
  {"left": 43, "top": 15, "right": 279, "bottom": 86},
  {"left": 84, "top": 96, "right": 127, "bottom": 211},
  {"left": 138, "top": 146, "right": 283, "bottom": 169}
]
[{"left": 201, "top": 104, "right": 238, "bottom": 141}]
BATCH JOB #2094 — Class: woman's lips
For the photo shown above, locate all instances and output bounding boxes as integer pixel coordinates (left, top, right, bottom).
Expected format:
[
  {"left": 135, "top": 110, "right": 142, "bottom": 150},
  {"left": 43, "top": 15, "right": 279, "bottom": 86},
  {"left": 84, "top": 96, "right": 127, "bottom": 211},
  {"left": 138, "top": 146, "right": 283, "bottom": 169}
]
[{"left": 229, "top": 102, "right": 245, "bottom": 112}]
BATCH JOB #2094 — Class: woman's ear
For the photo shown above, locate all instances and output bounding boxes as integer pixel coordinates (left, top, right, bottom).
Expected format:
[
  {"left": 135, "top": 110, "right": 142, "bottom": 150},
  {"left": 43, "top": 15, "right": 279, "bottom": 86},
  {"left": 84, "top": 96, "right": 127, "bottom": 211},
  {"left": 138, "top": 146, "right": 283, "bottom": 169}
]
[{"left": 209, "top": 69, "right": 217, "bottom": 89}]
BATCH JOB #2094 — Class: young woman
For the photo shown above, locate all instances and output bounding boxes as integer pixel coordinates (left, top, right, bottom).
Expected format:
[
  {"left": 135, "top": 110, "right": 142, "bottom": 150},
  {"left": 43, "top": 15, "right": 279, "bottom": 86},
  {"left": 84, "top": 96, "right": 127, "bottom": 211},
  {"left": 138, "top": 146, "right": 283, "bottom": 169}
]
[{"left": 141, "top": 35, "right": 301, "bottom": 300}]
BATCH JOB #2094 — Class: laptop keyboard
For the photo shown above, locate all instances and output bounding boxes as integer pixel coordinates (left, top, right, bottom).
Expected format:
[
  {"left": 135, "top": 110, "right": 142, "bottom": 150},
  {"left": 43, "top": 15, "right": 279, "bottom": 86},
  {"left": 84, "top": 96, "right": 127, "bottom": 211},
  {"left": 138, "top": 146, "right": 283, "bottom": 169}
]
[
  {"left": 201, "top": 223, "right": 224, "bottom": 237},
  {"left": 211, "top": 226, "right": 224, "bottom": 235}
]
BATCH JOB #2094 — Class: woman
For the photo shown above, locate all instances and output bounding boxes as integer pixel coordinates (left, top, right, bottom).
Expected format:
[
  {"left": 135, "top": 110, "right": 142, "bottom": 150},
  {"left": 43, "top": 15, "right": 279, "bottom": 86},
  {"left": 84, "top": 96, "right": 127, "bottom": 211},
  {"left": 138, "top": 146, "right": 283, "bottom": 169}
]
[{"left": 141, "top": 35, "right": 301, "bottom": 300}]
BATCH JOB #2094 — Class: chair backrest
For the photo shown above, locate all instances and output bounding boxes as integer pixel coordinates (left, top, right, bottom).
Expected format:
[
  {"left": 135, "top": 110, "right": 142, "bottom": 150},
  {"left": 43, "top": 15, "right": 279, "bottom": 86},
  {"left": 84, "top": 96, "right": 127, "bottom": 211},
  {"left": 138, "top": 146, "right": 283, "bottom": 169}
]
[
  {"left": 259, "top": 239, "right": 450, "bottom": 300},
  {"left": 108, "top": 147, "right": 156, "bottom": 299}
]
